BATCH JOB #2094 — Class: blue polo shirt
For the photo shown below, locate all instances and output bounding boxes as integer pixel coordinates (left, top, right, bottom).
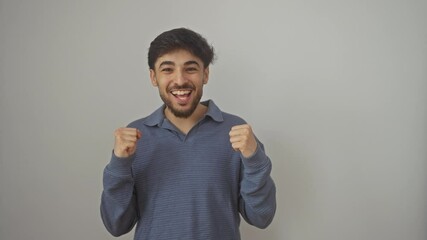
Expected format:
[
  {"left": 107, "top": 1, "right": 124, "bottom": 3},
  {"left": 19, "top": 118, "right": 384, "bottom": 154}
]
[{"left": 101, "top": 100, "right": 276, "bottom": 240}]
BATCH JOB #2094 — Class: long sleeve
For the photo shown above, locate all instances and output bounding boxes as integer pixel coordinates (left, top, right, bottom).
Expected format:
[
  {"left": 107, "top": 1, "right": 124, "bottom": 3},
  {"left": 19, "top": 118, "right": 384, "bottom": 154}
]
[
  {"left": 100, "top": 153, "right": 139, "bottom": 237},
  {"left": 239, "top": 142, "right": 277, "bottom": 229}
]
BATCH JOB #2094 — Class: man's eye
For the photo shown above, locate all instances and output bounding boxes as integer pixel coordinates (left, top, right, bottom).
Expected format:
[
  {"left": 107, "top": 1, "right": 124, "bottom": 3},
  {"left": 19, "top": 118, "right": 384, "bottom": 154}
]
[
  {"left": 186, "top": 68, "right": 198, "bottom": 72},
  {"left": 161, "top": 68, "right": 173, "bottom": 72}
]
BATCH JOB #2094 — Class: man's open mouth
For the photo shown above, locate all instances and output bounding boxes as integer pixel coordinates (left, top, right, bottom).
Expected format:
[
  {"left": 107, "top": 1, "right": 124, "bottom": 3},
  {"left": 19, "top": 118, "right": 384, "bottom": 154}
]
[{"left": 171, "top": 89, "right": 192, "bottom": 102}]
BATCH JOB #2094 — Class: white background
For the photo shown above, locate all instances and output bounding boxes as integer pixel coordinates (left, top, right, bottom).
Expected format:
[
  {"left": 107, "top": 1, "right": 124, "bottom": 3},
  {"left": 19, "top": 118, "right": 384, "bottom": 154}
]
[{"left": 1, "top": 0, "right": 426, "bottom": 239}]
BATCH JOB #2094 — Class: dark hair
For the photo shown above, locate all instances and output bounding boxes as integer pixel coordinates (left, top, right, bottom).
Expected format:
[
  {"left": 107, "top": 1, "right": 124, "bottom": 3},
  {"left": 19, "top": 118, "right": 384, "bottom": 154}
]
[{"left": 148, "top": 28, "right": 215, "bottom": 69}]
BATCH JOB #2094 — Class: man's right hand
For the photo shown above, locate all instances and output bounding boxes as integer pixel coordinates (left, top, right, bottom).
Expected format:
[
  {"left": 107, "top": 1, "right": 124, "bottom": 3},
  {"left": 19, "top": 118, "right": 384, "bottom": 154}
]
[{"left": 113, "top": 127, "right": 142, "bottom": 158}]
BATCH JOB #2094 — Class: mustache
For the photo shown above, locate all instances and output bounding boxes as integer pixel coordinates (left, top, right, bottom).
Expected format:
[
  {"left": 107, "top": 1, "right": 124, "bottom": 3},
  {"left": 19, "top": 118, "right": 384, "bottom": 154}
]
[{"left": 168, "top": 83, "right": 195, "bottom": 91}]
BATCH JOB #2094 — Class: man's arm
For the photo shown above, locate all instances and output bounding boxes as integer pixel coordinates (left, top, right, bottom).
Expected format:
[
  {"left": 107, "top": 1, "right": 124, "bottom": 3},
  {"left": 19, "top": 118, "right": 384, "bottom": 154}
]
[
  {"left": 230, "top": 124, "right": 277, "bottom": 228},
  {"left": 100, "top": 128, "right": 141, "bottom": 236},
  {"left": 238, "top": 143, "right": 276, "bottom": 228}
]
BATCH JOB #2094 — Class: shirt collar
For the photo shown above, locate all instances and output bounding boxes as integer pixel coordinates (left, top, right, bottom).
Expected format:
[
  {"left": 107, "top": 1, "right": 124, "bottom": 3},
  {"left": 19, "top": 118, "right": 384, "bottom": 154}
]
[
  {"left": 202, "top": 100, "right": 224, "bottom": 122},
  {"left": 142, "top": 99, "right": 224, "bottom": 127}
]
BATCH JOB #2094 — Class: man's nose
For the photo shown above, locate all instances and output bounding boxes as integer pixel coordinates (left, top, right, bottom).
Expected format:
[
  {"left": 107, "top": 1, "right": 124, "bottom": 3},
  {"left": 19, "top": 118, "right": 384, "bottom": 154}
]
[{"left": 175, "top": 70, "right": 186, "bottom": 85}]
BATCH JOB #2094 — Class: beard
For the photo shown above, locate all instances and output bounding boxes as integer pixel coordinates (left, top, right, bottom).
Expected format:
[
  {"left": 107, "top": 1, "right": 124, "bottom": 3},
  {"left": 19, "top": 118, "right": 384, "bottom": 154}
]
[{"left": 159, "top": 83, "right": 203, "bottom": 118}]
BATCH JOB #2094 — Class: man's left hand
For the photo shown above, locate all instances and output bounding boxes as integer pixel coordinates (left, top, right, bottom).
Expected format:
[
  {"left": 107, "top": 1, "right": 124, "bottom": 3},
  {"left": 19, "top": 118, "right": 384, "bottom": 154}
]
[{"left": 229, "top": 124, "right": 258, "bottom": 158}]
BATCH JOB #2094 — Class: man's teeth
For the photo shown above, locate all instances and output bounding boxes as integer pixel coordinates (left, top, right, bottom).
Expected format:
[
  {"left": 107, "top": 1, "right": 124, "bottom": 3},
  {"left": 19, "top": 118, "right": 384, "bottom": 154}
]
[{"left": 172, "top": 90, "right": 191, "bottom": 96}]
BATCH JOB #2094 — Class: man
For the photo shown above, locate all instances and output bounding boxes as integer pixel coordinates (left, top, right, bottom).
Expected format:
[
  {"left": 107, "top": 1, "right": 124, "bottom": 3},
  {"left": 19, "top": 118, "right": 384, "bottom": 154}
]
[{"left": 100, "top": 28, "right": 276, "bottom": 240}]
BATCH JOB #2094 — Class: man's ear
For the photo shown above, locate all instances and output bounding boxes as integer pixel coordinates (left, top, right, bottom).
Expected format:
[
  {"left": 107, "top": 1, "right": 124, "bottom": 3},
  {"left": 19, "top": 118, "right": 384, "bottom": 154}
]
[
  {"left": 150, "top": 69, "right": 158, "bottom": 87},
  {"left": 203, "top": 67, "right": 209, "bottom": 84}
]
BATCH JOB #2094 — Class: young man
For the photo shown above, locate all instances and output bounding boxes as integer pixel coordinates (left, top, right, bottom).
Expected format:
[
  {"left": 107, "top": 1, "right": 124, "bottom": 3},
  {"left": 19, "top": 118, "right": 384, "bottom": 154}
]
[{"left": 100, "top": 28, "right": 276, "bottom": 240}]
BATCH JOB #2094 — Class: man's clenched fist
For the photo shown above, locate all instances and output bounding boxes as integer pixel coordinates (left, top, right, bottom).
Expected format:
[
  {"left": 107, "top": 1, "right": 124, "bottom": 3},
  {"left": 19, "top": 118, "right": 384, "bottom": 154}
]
[
  {"left": 113, "top": 127, "right": 142, "bottom": 158},
  {"left": 229, "top": 124, "right": 258, "bottom": 158}
]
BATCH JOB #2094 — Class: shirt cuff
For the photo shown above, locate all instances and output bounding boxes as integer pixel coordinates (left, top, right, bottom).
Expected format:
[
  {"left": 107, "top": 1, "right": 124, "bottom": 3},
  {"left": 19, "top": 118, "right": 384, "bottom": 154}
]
[
  {"left": 241, "top": 144, "right": 270, "bottom": 170},
  {"left": 106, "top": 150, "right": 135, "bottom": 176}
]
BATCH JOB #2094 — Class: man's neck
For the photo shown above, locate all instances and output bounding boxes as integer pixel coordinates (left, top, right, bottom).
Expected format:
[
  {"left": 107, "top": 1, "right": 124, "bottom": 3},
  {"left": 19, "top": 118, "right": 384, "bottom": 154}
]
[{"left": 164, "top": 103, "right": 208, "bottom": 135}]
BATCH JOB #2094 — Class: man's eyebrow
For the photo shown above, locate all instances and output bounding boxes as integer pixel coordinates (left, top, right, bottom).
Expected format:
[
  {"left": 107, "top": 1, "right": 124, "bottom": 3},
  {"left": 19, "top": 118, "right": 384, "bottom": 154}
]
[
  {"left": 158, "top": 60, "right": 200, "bottom": 68},
  {"left": 158, "top": 61, "right": 175, "bottom": 68},
  {"left": 184, "top": 61, "right": 200, "bottom": 67}
]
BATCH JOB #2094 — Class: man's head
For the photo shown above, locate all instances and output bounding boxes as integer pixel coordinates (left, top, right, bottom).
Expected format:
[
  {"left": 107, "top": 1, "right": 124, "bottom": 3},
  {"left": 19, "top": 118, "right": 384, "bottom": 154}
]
[
  {"left": 148, "top": 28, "right": 214, "bottom": 119},
  {"left": 148, "top": 28, "right": 215, "bottom": 70}
]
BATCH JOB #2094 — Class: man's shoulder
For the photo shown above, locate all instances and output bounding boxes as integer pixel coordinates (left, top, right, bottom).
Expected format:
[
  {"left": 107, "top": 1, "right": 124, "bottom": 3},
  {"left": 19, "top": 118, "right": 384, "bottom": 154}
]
[
  {"left": 220, "top": 111, "right": 246, "bottom": 124},
  {"left": 127, "top": 116, "right": 150, "bottom": 128},
  {"left": 211, "top": 108, "right": 248, "bottom": 130},
  {"left": 205, "top": 100, "right": 246, "bottom": 125},
  {"left": 127, "top": 105, "right": 164, "bottom": 129}
]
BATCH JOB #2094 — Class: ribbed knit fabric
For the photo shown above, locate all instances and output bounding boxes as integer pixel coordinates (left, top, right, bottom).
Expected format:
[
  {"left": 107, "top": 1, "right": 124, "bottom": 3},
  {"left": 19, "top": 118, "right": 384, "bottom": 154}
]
[{"left": 101, "top": 100, "right": 276, "bottom": 240}]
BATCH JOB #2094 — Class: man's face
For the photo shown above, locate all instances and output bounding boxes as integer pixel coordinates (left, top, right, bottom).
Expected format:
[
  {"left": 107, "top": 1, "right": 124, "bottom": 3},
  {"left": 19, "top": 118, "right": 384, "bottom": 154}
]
[{"left": 150, "top": 49, "right": 209, "bottom": 118}]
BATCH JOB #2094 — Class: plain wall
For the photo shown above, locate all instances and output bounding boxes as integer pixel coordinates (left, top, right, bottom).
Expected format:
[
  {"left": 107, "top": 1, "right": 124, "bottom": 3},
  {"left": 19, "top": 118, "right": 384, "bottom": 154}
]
[{"left": 1, "top": 0, "right": 426, "bottom": 239}]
